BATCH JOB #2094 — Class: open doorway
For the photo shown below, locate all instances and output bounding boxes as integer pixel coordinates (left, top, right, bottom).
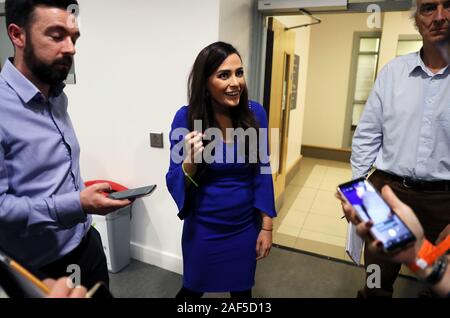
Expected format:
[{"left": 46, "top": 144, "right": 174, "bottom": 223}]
[{"left": 256, "top": 1, "right": 421, "bottom": 261}]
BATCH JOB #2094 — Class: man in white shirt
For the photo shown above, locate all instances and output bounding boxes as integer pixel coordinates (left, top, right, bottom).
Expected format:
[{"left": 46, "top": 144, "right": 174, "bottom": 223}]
[{"left": 351, "top": 0, "right": 450, "bottom": 297}]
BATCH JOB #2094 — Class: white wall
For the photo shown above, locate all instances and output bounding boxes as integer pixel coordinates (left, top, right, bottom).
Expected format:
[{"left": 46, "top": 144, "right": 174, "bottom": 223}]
[
  {"left": 1, "top": 1, "right": 13, "bottom": 67},
  {"left": 0, "top": 16, "right": 13, "bottom": 68},
  {"left": 66, "top": 0, "right": 221, "bottom": 274},
  {"left": 276, "top": 16, "right": 311, "bottom": 170},
  {"left": 218, "top": 0, "right": 255, "bottom": 88}
]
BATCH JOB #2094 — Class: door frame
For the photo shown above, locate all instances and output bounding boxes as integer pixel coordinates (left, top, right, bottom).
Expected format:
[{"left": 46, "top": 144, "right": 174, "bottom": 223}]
[
  {"left": 249, "top": 1, "right": 414, "bottom": 101},
  {"left": 342, "top": 31, "right": 382, "bottom": 149}
]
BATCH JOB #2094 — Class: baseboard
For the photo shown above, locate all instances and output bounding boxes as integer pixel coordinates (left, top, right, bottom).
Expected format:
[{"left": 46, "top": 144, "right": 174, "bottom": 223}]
[
  {"left": 301, "top": 145, "right": 351, "bottom": 162},
  {"left": 130, "top": 242, "right": 183, "bottom": 275},
  {"left": 286, "top": 156, "right": 303, "bottom": 185}
]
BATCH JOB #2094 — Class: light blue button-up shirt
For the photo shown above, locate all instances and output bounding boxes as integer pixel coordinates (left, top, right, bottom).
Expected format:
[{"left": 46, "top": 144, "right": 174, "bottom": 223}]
[
  {"left": 351, "top": 51, "right": 450, "bottom": 181},
  {"left": 0, "top": 59, "right": 91, "bottom": 268}
]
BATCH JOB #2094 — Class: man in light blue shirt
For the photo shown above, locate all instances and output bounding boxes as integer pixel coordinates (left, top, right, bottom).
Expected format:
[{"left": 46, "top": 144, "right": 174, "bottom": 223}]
[
  {"left": 0, "top": 0, "right": 129, "bottom": 289},
  {"left": 351, "top": 0, "right": 450, "bottom": 297}
]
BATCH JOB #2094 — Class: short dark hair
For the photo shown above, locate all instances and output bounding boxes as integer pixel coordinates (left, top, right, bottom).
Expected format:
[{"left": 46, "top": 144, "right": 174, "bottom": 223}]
[{"left": 5, "top": 0, "right": 79, "bottom": 29}]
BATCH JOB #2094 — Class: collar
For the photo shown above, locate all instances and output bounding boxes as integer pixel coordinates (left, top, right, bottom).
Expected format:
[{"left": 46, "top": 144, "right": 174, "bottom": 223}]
[
  {"left": 408, "top": 49, "right": 449, "bottom": 76},
  {"left": 0, "top": 58, "right": 65, "bottom": 103}
]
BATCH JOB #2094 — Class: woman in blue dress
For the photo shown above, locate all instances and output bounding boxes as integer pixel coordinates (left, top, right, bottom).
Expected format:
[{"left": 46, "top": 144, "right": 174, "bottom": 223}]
[{"left": 166, "top": 42, "right": 276, "bottom": 299}]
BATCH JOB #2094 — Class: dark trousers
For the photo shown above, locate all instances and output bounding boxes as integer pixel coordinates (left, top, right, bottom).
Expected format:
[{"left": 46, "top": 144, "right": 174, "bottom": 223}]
[
  {"left": 359, "top": 170, "right": 450, "bottom": 297},
  {"left": 176, "top": 286, "right": 252, "bottom": 299},
  {"left": 39, "top": 227, "right": 109, "bottom": 290}
]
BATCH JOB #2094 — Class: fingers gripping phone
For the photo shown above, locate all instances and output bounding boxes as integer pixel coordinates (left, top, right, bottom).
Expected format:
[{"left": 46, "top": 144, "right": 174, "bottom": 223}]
[
  {"left": 337, "top": 178, "right": 416, "bottom": 253},
  {"left": 108, "top": 185, "right": 156, "bottom": 200}
]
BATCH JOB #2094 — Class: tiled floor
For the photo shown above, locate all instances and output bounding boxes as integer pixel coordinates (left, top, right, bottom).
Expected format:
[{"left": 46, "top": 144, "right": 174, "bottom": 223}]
[
  {"left": 274, "top": 157, "right": 353, "bottom": 262},
  {"left": 273, "top": 156, "right": 416, "bottom": 278}
]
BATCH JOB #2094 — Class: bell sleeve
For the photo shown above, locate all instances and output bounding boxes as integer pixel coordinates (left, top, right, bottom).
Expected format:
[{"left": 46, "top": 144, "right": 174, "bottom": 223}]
[
  {"left": 165, "top": 106, "right": 194, "bottom": 220},
  {"left": 251, "top": 101, "right": 277, "bottom": 218}
]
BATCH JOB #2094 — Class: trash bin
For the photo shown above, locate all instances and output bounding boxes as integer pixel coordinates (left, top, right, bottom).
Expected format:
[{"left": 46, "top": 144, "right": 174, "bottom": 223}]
[{"left": 85, "top": 180, "right": 131, "bottom": 273}]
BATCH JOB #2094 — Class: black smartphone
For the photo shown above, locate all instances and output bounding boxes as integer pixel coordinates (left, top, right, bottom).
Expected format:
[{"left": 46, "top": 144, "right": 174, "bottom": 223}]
[
  {"left": 337, "top": 177, "right": 416, "bottom": 253},
  {"left": 108, "top": 185, "right": 156, "bottom": 200}
]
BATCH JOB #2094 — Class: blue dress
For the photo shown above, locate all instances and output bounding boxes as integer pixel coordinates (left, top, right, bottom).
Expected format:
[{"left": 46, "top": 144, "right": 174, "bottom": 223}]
[{"left": 166, "top": 101, "right": 276, "bottom": 292}]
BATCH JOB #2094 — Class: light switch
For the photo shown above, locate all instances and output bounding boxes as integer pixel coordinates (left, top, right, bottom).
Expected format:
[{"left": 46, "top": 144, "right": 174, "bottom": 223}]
[{"left": 150, "top": 132, "right": 164, "bottom": 148}]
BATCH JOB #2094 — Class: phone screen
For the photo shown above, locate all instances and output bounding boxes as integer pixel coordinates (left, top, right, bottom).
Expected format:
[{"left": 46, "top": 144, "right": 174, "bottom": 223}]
[{"left": 338, "top": 178, "right": 415, "bottom": 252}]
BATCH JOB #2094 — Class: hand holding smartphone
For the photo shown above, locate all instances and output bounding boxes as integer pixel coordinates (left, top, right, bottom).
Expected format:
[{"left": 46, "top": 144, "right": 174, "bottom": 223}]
[
  {"left": 108, "top": 185, "right": 156, "bottom": 200},
  {"left": 337, "top": 178, "right": 416, "bottom": 253}
]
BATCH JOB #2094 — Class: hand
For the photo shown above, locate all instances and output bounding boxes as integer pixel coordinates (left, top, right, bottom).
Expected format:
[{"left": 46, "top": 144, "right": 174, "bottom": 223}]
[
  {"left": 44, "top": 277, "right": 87, "bottom": 298},
  {"left": 80, "top": 183, "right": 131, "bottom": 215},
  {"left": 335, "top": 191, "right": 360, "bottom": 224},
  {"left": 336, "top": 185, "right": 424, "bottom": 264},
  {"left": 436, "top": 224, "right": 450, "bottom": 245},
  {"left": 183, "top": 131, "right": 204, "bottom": 174},
  {"left": 256, "top": 229, "right": 272, "bottom": 260}
]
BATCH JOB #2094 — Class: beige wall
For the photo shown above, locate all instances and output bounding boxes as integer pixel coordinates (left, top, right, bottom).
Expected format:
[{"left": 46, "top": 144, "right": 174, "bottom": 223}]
[
  {"left": 301, "top": 11, "right": 419, "bottom": 149},
  {"left": 276, "top": 16, "right": 312, "bottom": 169},
  {"left": 378, "top": 11, "right": 420, "bottom": 71},
  {"left": 302, "top": 13, "right": 374, "bottom": 148}
]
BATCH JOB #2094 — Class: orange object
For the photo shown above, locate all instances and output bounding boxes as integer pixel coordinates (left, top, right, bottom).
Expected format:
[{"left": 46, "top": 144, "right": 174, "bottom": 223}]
[
  {"left": 9, "top": 260, "right": 51, "bottom": 295},
  {"left": 408, "top": 235, "right": 450, "bottom": 272}
]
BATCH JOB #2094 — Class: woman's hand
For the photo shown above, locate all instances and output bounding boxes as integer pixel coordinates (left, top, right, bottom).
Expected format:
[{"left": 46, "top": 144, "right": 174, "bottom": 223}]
[
  {"left": 256, "top": 229, "right": 272, "bottom": 260},
  {"left": 256, "top": 213, "right": 273, "bottom": 260},
  {"left": 183, "top": 131, "right": 204, "bottom": 175}
]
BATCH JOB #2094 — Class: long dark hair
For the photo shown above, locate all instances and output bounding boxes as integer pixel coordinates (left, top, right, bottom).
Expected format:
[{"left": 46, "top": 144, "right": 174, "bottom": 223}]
[{"left": 187, "top": 41, "right": 259, "bottom": 165}]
